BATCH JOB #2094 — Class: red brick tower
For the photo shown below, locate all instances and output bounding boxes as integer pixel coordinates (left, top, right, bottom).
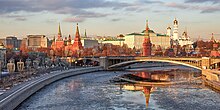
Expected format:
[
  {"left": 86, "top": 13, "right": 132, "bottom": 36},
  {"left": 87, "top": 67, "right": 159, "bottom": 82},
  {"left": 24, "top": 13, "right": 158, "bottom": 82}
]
[
  {"left": 72, "top": 23, "right": 83, "bottom": 50},
  {"left": 142, "top": 19, "right": 152, "bottom": 56},
  {"left": 210, "top": 33, "right": 220, "bottom": 57}
]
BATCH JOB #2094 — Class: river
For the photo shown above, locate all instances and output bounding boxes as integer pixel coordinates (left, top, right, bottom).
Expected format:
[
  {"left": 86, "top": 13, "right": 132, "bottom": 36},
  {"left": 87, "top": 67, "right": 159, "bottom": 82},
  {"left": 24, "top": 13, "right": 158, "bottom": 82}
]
[{"left": 17, "top": 66, "right": 220, "bottom": 110}]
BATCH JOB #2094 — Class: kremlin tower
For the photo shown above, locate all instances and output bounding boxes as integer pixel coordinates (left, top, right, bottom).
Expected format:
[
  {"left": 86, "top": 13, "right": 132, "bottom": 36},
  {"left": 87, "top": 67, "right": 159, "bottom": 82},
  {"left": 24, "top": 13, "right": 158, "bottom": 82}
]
[
  {"left": 72, "top": 23, "right": 83, "bottom": 50},
  {"left": 142, "top": 19, "right": 152, "bottom": 56},
  {"left": 51, "top": 23, "right": 65, "bottom": 51},
  {"left": 57, "top": 23, "right": 62, "bottom": 41},
  {"left": 210, "top": 33, "right": 220, "bottom": 57},
  {"left": 51, "top": 23, "right": 83, "bottom": 57}
]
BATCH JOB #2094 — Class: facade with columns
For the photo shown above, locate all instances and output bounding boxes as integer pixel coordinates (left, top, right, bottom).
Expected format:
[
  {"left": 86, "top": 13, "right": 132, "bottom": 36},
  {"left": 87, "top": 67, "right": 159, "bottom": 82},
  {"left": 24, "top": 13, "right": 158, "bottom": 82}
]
[
  {"left": 124, "top": 27, "right": 170, "bottom": 50},
  {"left": 27, "top": 35, "right": 48, "bottom": 50}
]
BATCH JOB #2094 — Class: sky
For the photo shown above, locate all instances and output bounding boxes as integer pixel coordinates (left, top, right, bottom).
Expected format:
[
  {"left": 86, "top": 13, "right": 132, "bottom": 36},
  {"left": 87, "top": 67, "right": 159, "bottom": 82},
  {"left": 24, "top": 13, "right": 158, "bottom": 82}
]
[{"left": 0, "top": 0, "right": 220, "bottom": 41}]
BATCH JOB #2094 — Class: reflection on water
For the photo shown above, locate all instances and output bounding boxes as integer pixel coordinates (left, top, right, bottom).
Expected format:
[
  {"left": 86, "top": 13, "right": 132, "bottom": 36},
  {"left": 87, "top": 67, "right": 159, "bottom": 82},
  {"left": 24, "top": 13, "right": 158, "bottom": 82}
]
[
  {"left": 18, "top": 66, "right": 220, "bottom": 110},
  {"left": 118, "top": 69, "right": 202, "bottom": 109}
]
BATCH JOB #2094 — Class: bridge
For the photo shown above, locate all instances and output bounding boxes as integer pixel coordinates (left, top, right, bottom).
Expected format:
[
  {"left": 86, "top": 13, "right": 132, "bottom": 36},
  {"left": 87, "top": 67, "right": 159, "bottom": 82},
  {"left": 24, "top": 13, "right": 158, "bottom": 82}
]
[
  {"left": 97, "top": 56, "right": 220, "bottom": 70},
  {"left": 98, "top": 56, "right": 220, "bottom": 89}
]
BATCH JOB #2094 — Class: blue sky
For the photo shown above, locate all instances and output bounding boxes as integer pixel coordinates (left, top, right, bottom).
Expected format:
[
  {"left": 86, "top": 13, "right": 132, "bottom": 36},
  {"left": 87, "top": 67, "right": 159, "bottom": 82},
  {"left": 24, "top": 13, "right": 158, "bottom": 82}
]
[{"left": 0, "top": 0, "right": 220, "bottom": 40}]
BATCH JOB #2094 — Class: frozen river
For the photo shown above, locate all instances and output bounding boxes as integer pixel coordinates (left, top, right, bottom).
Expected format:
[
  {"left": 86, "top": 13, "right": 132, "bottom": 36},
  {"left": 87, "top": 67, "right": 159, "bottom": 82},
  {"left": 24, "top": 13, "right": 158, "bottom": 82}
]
[{"left": 17, "top": 66, "right": 220, "bottom": 110}]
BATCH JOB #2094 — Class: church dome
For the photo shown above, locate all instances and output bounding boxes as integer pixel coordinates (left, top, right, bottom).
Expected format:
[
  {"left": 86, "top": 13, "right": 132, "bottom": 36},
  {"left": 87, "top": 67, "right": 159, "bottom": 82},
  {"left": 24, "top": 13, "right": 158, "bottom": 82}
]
[
  {"left": 182, "top": 31, "right": 187, "bottom": 36},
  {"left": 174, "top": 19, "right": 178, "bottom": 25}
]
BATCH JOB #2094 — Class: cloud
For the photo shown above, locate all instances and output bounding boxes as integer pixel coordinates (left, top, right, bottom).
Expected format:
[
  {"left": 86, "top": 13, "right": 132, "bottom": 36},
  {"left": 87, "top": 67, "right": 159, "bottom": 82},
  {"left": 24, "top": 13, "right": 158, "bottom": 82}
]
[
  {"left": 165, "top": 3, "right": 189, "bottom": 9},
  {"left": 63, "top": 17, "right": 85, "bottom": 23},
  {"left": 164, "top": 2, "right": 220, "bottom": 13},
  {"left": 15, "top": 17, "right": 27, "bottom": 21},
  {"left": 0, "top": 0, "right": 135, "bottom": 22},
  {"left": 185, "top": 0, "right": 220, "bottom": 4},
  {"left": 152, "top": 10, "right": 175, "bottom": 13},
  {"left": 111, "top": 18, "right": 121, "bottom": 22},
  {"left": 2, "top": 13, "right": 28, "bottom": 21},
  {"left": 46, "top": 19, "right": 58, "bottom": 23},
  {"left": 138, "top": 0, "right": 164, "bottom": 4},
  {"left": 199, "top": 6, "right": 220, "bottom": 13}
]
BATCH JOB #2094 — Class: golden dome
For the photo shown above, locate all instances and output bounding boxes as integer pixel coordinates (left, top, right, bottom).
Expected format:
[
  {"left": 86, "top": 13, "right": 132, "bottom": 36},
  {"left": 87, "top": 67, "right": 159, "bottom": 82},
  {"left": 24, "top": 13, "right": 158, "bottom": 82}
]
[
  {"left": 174, "top": 18, "right": 178, "bottom": 25},
  {"left": 167, "top": 26, "right": 171, "bottom": 30}
]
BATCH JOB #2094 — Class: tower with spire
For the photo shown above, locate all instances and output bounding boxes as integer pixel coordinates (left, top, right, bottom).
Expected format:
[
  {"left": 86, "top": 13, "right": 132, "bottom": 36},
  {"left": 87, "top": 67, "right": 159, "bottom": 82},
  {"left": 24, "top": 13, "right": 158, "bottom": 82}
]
[
  {"left": 142, "top": 19, "right": 152, "bottom": 56},
  {"left": 210, "top": 33, "right": 220, "bottom": 57},
  {"left": 210, "top": 33, "right": 215, "bottom": 42},
  {"left": 57, "top": 23, "right": 62, "bottom": 41},
  {"left": 72, "top": 23, "right": 83, "bottom": 50},
  {"left": 84, "top": 29, "right": 87, "bottom": 38},
  {"left": 51, "top": 23, "right": 65, "bottom": 56}
]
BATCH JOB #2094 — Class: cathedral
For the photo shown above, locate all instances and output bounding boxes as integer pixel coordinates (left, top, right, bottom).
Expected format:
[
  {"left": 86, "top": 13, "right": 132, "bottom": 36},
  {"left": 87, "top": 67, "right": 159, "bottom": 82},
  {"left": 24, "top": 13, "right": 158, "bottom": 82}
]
[
  {"left": 51, "top": 23, "right": 83, "bottom": 57},
  {"left": 167, "top": 18, "right": 193, "bottom": 47}
]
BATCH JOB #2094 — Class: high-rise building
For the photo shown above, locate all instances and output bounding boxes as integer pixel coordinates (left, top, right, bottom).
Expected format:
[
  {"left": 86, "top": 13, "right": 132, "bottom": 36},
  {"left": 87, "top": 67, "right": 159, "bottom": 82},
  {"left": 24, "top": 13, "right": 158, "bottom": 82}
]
[{"left": 27, "top": 35, "right": 48, "bottom": 50}]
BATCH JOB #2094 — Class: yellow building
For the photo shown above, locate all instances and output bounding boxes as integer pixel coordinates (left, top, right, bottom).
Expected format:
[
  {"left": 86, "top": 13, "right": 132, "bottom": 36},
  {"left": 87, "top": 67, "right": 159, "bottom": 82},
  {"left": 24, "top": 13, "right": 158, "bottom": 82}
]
[
  {"left": 27, "top": 35, "right": 48, "bottom": 50},
  {"left": 124, "top": 30, "right": 170, "bottom": 50},
  {"left": 101, "top": 39, "right": 125, "bottom": 46}
]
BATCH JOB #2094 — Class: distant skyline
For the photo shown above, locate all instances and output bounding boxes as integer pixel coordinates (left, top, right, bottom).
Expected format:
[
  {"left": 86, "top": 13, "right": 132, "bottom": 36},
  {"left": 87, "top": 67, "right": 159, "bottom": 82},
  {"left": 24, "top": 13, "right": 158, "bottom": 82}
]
[{"left": 0, "top": 0, "right": 220, "bottom": 41}]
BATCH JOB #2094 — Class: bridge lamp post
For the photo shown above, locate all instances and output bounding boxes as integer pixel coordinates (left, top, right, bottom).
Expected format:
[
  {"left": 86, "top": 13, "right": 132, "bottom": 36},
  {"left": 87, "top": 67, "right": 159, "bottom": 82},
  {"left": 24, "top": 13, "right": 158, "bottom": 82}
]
[
  {"left": 0, "top": 60, "right": 1, "bottom": 74},
  {"left": 7, "top": 59, "right": 15, "bottom": 85},
  {"left": 75, "top": 61, "right": 77, "bottom": 69},
  {"left": 83, "top": 57, "right": 86, "bottom": 67},
  {"left": 33, "top": 59, "right": 40, "bottom": 70},
  {"left": 17, "top": 59, "right": 24, "bottom": 72},
  {"left": 7, "top": 59, "right": 15, "bottom": 74}
]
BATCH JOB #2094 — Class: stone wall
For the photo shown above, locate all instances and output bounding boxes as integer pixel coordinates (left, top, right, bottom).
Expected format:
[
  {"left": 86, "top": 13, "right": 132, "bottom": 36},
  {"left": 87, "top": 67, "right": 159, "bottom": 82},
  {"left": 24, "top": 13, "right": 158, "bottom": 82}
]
[{"left": 0, "top": 66, "right": 103, "bottom": 110}]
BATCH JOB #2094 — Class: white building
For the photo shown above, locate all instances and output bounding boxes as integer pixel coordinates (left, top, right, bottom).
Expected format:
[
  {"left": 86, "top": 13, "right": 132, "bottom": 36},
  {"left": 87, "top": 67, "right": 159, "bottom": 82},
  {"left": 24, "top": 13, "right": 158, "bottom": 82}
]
[
  {"left": 178, "top": 30, "right": 193, "bottom": 47},
  {"left": 81, "top": 39, "right": 98, "bottom": 48},
  {"left": 169, "top": 18, "right": 193, "bottom": 47}
]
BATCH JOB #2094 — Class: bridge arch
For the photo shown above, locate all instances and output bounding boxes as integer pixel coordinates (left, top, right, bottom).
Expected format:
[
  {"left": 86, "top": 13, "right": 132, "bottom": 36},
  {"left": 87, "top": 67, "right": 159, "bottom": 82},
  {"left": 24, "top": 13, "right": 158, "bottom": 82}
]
[{"left": 108, "top": 59, "right": 202, "bottom": 70}]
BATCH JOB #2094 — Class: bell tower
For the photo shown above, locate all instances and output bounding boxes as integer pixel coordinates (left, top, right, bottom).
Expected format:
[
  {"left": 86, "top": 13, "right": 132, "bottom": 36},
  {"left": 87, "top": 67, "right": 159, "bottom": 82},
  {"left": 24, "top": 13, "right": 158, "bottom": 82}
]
[{"left": 173, "top": 18, "right": 179, "bottom": 41}]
